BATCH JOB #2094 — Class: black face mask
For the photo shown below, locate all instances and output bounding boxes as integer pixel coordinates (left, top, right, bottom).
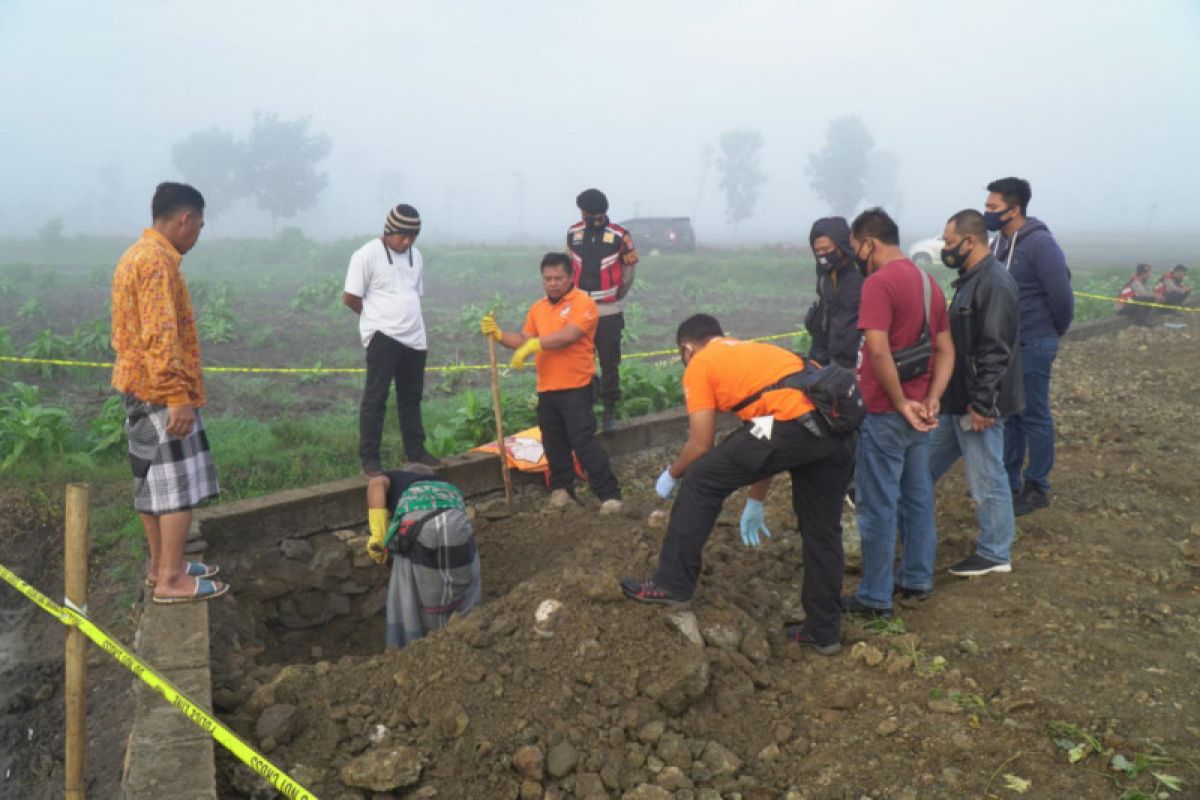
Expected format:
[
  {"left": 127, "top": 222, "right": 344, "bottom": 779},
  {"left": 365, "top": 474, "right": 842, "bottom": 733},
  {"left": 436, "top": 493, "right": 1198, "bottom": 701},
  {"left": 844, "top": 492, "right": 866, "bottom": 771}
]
[
  {"left": 940, "top": 239, "right": 971, "bottom": 270},
  {"left": 586, "top": 215, "right": 607, "bottom": 230},
  {"left": 815, "top": 250, "right": 844, "bottom": 273},
  {"left": 853, "top": 242, "right": 871, "bottom": 277}
]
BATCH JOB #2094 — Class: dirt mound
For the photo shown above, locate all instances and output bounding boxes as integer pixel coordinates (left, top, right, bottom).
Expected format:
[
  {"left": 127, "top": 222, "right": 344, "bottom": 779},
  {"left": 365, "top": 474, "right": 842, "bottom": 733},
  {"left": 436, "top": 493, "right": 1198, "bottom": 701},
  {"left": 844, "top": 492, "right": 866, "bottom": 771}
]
[{"left": 209, "top": 324, "right": 1199, "bottom": 799}]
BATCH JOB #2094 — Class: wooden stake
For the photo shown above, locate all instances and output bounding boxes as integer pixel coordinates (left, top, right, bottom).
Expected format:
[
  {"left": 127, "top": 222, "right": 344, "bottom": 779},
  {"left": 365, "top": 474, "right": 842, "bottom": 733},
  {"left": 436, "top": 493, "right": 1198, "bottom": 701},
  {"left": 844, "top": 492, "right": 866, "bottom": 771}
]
[
  {"left": 487, "top": 338, "right": 514, "bottom": 508},
  {"left": 64, "top": 483, "right": 90, "bottom": 800}
]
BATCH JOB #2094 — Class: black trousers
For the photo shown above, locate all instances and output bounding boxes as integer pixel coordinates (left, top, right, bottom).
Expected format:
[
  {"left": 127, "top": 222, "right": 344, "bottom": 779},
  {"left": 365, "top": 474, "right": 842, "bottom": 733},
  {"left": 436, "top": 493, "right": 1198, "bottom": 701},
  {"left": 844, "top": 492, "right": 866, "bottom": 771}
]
[
  {"left": 653, "top": 419, "right": 855, "bottom": 644},
  {"left": 594, "top": 313, "right": 624, "bottom": 407},
  {"left": 359, "top": 333, "right": 429, "bottom": 468},
  {"left": 537, "top": 384, "right": 621, "bottom": 501}
]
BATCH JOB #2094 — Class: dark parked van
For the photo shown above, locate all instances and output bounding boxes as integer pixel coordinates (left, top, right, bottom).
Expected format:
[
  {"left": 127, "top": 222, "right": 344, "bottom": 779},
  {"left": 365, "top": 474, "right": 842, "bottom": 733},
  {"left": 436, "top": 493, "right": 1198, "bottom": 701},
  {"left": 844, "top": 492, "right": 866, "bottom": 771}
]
[{"left": 618, "top": 217, "right": 696, "bottom": 254}]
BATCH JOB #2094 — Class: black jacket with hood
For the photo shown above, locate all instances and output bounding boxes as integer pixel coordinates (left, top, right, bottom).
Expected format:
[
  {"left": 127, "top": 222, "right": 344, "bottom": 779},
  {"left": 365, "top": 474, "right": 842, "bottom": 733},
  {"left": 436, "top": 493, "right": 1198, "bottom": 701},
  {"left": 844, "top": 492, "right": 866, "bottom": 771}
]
[
  {"left": 942, "top": 254, "right": 1024, "bottom": 417},
  {"left": 804, "top": 217, "right": 864, "bottom": 368}
]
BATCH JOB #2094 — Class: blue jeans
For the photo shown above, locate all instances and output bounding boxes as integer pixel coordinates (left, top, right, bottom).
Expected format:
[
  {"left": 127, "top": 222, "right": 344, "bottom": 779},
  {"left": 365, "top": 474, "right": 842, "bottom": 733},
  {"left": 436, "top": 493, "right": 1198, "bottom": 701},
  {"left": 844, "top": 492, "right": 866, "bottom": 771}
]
[
  {"left": 1005, "top": 336, "right": 1058, "bottom": 492},
  {"left": 930, "top": 415, "right": 1014, "bottom": 563},
  {"left": 854, "top": 412, "right": 937, "bottom": 609}
]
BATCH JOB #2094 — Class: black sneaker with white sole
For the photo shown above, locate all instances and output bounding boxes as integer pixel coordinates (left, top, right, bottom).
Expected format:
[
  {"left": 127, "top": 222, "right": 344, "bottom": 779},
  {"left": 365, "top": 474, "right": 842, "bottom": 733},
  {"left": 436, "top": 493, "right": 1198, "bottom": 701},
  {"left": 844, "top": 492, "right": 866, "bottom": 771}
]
[
  {"left": 948, "top": 554, "right": 1012, "bottom": 577},
  {"left": 619, "top": 577, "right": 692, "bottom": 607},
  {"left": 784, "top": 625, "right": 842, "bottom": 655}
]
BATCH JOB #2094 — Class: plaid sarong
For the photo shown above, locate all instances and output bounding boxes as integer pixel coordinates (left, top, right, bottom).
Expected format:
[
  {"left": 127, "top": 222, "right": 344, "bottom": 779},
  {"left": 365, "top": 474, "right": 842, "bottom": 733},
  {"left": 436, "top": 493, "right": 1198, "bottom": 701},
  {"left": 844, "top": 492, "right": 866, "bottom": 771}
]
[
  {"left": 124, "top": 395, "right": 219, "bottom": 515},
  {"left": 385, "top": 507, "right": 481, "bottom": 648}
]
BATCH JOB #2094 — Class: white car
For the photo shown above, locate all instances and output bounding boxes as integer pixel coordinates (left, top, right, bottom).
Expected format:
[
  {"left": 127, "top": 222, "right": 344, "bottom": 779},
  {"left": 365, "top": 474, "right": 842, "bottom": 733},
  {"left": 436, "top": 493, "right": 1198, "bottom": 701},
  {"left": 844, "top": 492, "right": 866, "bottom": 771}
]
[
  {"left": 907, "top": 236, "right": 945, "bottom": 268},
  {"left": 908, "top": 233, "right": 997, "bottom": 268}
]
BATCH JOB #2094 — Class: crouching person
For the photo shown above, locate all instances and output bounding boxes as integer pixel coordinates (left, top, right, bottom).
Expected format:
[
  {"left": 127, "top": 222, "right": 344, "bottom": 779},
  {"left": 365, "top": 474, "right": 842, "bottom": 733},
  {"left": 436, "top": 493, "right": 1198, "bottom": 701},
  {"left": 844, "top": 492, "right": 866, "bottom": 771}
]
[{"left": 364, "top": 467, "right": 482, "bottom": 648}]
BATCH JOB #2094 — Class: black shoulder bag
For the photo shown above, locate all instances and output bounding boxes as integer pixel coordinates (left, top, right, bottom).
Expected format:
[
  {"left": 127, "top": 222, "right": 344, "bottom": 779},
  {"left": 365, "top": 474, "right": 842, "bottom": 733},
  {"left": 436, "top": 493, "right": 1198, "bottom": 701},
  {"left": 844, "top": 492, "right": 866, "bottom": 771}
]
[{"left": 890, "top": 267, "right": 933, "bottom": 382}]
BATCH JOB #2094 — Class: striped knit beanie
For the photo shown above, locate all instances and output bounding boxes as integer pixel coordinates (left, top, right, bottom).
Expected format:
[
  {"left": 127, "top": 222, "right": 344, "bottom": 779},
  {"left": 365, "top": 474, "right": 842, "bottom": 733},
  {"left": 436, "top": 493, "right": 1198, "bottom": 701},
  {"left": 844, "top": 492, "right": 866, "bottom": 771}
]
[{"left": 384, "top": 204, "right": 421, "bottom": 236}]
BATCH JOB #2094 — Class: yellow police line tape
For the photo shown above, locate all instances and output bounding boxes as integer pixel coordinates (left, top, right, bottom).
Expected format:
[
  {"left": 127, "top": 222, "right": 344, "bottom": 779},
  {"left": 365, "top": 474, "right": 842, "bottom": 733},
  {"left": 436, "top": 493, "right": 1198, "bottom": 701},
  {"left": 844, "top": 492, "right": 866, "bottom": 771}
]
[
  {"left": 1, "top": 291, "right": 1193, "bottom": 377},
  {"left": 1072, "top": 291, "right": 1198, "bottom": 313},
  {"left": 0, "top": 561, "right": 318, "bottom": 800},
  {"left": 0, "top": 331, "right": 807, "bottom": 375}
]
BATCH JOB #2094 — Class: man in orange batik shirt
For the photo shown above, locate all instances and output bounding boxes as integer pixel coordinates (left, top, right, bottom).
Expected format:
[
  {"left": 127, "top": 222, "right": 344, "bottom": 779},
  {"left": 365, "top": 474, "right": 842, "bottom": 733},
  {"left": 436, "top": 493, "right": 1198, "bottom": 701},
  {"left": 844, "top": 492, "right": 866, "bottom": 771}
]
[{"left": 111, "top": 182, "right": 227, "bottom": 605}]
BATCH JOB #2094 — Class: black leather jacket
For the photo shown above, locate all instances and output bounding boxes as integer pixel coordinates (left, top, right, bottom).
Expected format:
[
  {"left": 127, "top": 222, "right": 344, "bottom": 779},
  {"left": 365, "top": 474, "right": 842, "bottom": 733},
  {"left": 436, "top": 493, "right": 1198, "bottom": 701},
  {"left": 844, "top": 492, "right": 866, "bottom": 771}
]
[{"left": 941, "top": 255, "right": 1024, "bottom": 417}]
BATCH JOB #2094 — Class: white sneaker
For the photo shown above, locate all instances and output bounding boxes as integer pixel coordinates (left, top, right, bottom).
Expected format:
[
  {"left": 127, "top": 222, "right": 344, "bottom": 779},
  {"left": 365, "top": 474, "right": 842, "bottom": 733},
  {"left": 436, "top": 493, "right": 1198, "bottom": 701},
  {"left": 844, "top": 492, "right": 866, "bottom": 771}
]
[
  {"left": 599, "top": 499, "right": 623, "bottom": 516},
  {"left": 548, "top": 489, "right": 573, "bottom": 509}
]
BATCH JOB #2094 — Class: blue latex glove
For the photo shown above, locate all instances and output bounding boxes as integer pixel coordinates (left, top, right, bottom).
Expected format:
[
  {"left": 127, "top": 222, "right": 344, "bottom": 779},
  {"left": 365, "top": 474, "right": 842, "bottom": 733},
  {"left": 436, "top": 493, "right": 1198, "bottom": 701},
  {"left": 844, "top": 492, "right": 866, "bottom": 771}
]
[
  {"left": 655, "top": 468, "right": 678, "bottom": 499},
  {"left": 739, "top": 498, "right": 772, "bottom": 547}
]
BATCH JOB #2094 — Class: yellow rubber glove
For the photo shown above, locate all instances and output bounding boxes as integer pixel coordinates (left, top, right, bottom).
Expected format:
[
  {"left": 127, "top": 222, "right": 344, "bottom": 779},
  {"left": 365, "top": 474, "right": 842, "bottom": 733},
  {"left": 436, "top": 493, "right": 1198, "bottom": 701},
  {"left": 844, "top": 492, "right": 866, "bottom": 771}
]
[
  {"left": 511, "top": 337, "right": 542, "bottom": 369},
  {"left": 367, "top": 508, "right": 390, "bottom": 565},
  {"left": 479, "top": 312, "right": 502, "bottom": 341}
]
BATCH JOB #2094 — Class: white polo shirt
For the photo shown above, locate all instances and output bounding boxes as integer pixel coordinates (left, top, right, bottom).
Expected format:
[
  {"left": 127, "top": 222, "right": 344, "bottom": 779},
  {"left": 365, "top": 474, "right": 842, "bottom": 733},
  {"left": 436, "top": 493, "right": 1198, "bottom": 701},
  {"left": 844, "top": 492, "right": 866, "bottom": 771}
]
[{"left": 344, "top": 239, "right": 427, "bottom": 350}]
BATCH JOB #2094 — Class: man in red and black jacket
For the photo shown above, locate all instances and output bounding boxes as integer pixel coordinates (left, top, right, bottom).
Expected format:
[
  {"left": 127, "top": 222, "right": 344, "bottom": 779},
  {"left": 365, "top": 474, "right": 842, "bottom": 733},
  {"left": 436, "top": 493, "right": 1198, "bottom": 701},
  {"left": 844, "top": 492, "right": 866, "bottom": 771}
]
[{"left": 567, "top": 188, "right": 639, "bottom": 432}]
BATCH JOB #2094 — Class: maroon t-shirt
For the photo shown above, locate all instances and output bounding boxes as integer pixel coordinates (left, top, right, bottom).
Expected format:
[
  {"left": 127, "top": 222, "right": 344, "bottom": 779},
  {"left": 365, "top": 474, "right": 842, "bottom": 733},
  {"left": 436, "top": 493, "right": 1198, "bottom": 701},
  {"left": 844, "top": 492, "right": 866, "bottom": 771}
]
[{"left": 856, "top": 258, "right": 949, "bottom": 414}]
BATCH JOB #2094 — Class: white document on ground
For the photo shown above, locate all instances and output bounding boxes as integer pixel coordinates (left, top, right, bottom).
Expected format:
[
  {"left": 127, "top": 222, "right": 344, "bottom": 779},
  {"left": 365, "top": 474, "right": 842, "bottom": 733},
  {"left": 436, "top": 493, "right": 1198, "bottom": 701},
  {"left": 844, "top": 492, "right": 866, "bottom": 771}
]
[{"left": 749, "top": 415, "right": 775, "bottom": 441}]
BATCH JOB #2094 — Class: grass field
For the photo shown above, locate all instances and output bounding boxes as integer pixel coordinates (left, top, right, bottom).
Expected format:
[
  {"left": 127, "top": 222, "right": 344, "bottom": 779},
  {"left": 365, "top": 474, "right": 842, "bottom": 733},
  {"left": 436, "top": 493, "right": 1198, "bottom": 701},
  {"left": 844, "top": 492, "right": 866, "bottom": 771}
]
[{"left": 0, "top": 231, "right": 1147, "bottom": 596}]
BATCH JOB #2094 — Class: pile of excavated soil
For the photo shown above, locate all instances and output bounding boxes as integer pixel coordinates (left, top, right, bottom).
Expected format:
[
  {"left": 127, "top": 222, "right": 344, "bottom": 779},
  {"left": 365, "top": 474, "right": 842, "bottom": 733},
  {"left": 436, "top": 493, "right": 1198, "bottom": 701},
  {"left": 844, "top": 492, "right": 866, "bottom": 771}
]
[{"left": 212, "top": 324, "right": 1199, "bottom": 800}]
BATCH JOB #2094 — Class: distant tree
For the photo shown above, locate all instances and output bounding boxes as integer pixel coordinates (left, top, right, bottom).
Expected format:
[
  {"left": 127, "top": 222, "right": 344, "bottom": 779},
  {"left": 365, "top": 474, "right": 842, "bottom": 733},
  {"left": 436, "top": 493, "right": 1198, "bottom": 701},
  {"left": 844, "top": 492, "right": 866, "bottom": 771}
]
[
  {"left": 807, "top": 116, "right": 874, "bottom": 218},
  {"left": 692, "top": 143, "right": 715, "bottom": 220},
  {"left": 38, "top": 216, "right": 64, "bottom": 244},
  {"left": 171, "top": 127, "right": 246, "bottom": 217},
  {"left": 242, "top": 113, "right": 331, "bottom": 231},
  {"left": 865, "top": 149, "right": 902, "bottom": 210},
  {"left": 716, "top": 129, "right": 766, "bottom": 231}
]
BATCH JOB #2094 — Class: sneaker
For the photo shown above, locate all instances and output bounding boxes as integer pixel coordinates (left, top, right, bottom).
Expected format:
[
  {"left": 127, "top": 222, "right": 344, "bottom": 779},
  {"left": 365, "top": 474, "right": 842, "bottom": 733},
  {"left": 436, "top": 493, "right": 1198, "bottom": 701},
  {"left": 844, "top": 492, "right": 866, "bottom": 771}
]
[
  {"left": 547, "top": 489, "right": 574, "bottom": 509},
  {"left": 602, "top": 407, "right": 618, "bottom": 433},
  {"left": 409, "top": 452, "right": 445, "bottom": 469},
  {"left": 598, "top": 498, "right": 623, "bottom": 516},
  {"left": 362, "top": 464, "right": 384, "bottom": 478},
  {"left": 1013, "top": 482, "right": 1049, "bottom": 516},
  {"left": 841, "top": 594, "right": 894, "bottom": 619},
  {"left": 619, "top": 577, "right": 692, "bottom": 607},
  {"left": 948, "top": 553, "right": 1012, "bottom": 577},
  {"left": 894, "top": 585, "right": 933, "bottom": 601},
  {"left": 784, "top": 625, "right": 842, "bottom": 655}
]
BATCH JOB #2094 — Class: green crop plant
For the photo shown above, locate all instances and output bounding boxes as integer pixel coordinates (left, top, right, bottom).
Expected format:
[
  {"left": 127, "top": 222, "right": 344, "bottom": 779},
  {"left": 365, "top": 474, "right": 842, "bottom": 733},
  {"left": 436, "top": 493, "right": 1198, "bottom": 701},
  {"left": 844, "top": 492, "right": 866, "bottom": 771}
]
[
  {"left": 289, "top": 274, "right": 344, "bottom": 313},
  {"left": 617, "top": 361, "right": 684, "bottom": 418},
  {"left": 197, "top": 281, "right": 238, "bottom": 343},
  {"left": 87, "top": 395, "right": 127, "bottom": 454},
  {"left": 18, "top": 297, "right": 44, "bottom": 319},
  {"left": 24, "top": 329, "right": 73, "bottom": 378},
  {"left": 72, "top": 318, "right": 113, "bottom": 358},
  {"left": 0, "top": 382, "right": 74, "bottom": 470}
]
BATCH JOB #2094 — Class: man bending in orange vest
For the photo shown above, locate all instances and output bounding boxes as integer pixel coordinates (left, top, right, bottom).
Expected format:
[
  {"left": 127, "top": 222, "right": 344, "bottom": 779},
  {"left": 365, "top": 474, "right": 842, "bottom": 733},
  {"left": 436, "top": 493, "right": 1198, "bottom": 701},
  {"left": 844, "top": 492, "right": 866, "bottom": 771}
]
[{"left": 620, "top": 314, "right": 856, "bottom": 655}]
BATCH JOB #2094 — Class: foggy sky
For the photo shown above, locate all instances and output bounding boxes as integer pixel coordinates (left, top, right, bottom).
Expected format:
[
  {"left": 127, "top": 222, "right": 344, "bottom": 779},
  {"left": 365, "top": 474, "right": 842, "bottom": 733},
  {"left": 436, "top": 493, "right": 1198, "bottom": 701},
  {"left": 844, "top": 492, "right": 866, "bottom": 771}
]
[{"left": 1, "top": 0, "right": 1198, "bottom": 243}]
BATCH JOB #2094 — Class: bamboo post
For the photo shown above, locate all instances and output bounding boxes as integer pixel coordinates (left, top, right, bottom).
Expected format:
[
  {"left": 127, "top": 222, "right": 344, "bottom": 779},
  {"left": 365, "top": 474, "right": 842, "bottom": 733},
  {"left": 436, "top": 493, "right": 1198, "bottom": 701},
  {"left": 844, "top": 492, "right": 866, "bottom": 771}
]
[
  {"left": 487, "top": 338, "right": 514, "bottom": 508},
  {"left": 64, "top": 483, "right": 89, "bottom": 800}
]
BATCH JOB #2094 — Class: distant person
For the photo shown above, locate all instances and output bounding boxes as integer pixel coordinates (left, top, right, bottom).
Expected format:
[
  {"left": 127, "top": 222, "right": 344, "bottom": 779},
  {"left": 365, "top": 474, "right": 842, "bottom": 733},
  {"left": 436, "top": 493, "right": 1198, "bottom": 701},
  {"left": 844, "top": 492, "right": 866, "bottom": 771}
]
[
  {"left": 930, "top": 210, "right": 1024, "bottom": 577},
  {"left": 1114, "top": 263, "right": 1157, "bottom": 326},
  {"left": 1155, "top": 265, "right": 1191, "bottom": 308},
  {"left": 846, "top": 208, "right": 953, "bottom": 616},
  {"left": 111, "top": 182, "right": 226, "bottom": 604},
  {"left": 619, "top": 314, "right": 856, "bottom": 656},
  {"left": 984, "top": 177, "right": 1073, "bottom": 516},
  {"left": 566, "top": 188, "right": 640, "bottom": 432},
  {"left": 804, "top": 216, "right": 865, "bottom": 368},
  {"left": 344, "top": 204, "right": 442, "bottom": 476},
  {"left": 365, "top": 465, "right": 481, "bottom": 649},
  {"left": 480, "top": 253, "right": 623, "bottom": 513}
]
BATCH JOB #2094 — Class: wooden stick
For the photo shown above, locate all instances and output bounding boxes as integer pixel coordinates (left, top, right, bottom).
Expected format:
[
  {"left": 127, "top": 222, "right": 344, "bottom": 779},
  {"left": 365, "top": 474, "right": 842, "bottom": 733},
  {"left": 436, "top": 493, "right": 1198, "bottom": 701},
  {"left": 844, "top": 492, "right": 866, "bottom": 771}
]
[
  {"left": 64, "top": 483, "right": 90, "bottom": 800},
  {"left": 487, "top": 338, "right": 514, "bottom": 508}
]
